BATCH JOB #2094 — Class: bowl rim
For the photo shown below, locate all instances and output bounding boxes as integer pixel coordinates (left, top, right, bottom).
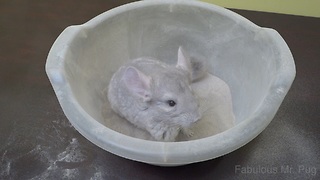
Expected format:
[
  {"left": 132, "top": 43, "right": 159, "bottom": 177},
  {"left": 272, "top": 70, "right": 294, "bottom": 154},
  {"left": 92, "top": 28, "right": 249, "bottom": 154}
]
[{"left": 45, "top": 0, "right": 296, "bottom": 166}]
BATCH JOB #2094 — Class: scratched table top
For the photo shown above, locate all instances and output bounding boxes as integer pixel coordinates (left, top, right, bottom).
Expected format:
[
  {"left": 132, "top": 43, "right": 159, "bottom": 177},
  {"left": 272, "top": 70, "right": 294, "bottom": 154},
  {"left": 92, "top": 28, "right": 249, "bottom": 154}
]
[{"left": 0, "top": 1, "right": 319, "bottom": 179}]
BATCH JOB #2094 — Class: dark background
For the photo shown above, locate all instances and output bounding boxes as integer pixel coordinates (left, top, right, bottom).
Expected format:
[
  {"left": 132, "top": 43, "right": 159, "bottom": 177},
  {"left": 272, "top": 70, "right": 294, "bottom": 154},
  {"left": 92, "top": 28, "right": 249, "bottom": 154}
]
[{"left": 0, "top": 0, "right": 319, "bottom": 179}]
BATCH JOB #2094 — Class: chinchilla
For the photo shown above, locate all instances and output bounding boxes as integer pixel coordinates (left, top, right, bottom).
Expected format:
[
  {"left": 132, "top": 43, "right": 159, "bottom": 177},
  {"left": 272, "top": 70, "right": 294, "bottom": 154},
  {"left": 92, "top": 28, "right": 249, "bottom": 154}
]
[{"left": 108, "top": 47, "right": 207, "bottom": 141}]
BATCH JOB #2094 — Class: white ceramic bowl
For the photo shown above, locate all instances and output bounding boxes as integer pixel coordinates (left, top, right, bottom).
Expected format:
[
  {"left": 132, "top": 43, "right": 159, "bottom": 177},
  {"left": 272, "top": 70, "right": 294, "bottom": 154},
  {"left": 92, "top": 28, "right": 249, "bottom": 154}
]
[{"left": 46, "top": 0, "right": 295, "bottom": 166}]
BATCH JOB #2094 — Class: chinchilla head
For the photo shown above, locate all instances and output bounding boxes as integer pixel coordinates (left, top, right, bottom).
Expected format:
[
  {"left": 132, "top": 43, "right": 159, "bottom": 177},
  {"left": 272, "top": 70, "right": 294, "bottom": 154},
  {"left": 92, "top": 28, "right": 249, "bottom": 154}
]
[{"left": 122, "top": 47, "right": 202, "bottom": 128}]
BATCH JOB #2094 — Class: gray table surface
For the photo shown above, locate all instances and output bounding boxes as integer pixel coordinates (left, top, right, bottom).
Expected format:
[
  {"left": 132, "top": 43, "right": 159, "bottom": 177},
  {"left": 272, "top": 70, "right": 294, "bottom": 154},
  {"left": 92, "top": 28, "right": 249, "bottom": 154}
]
[{"left": 0, "top": 1, "right": 319, "bottom": 179}]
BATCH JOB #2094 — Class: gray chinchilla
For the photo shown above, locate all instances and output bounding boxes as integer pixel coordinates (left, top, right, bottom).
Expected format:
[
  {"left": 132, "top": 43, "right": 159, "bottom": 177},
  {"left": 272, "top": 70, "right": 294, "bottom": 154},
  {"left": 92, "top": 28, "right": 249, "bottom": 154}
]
[{"left": 107, "top": 47, "right": 207, "bottom": 141}]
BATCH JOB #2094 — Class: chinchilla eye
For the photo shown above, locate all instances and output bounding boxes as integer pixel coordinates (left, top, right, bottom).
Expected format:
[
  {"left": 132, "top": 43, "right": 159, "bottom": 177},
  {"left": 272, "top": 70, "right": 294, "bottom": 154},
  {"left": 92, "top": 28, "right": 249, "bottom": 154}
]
[{"left": 167, "top": 100, "right": 176, "bottom": 107}]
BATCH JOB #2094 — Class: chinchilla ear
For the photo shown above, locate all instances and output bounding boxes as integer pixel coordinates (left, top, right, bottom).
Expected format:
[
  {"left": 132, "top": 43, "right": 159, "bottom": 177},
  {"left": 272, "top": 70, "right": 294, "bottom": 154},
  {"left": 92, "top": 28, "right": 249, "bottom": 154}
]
[
  {"left": 177, "top": 47, "right": 208, "bottom": 82},
  {"left": 123, "top": 66, "right": 151, "bottom": 101},
  {"left": 176, "top": 46, "right": 192, "bottom": 75}
]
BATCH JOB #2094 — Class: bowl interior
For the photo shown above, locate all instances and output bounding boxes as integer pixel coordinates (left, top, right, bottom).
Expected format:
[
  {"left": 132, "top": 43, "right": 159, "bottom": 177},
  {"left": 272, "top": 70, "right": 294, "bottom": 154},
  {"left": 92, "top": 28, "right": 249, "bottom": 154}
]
[{"left": 64, "top": 2, "right": 277, "bottom": 127}]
